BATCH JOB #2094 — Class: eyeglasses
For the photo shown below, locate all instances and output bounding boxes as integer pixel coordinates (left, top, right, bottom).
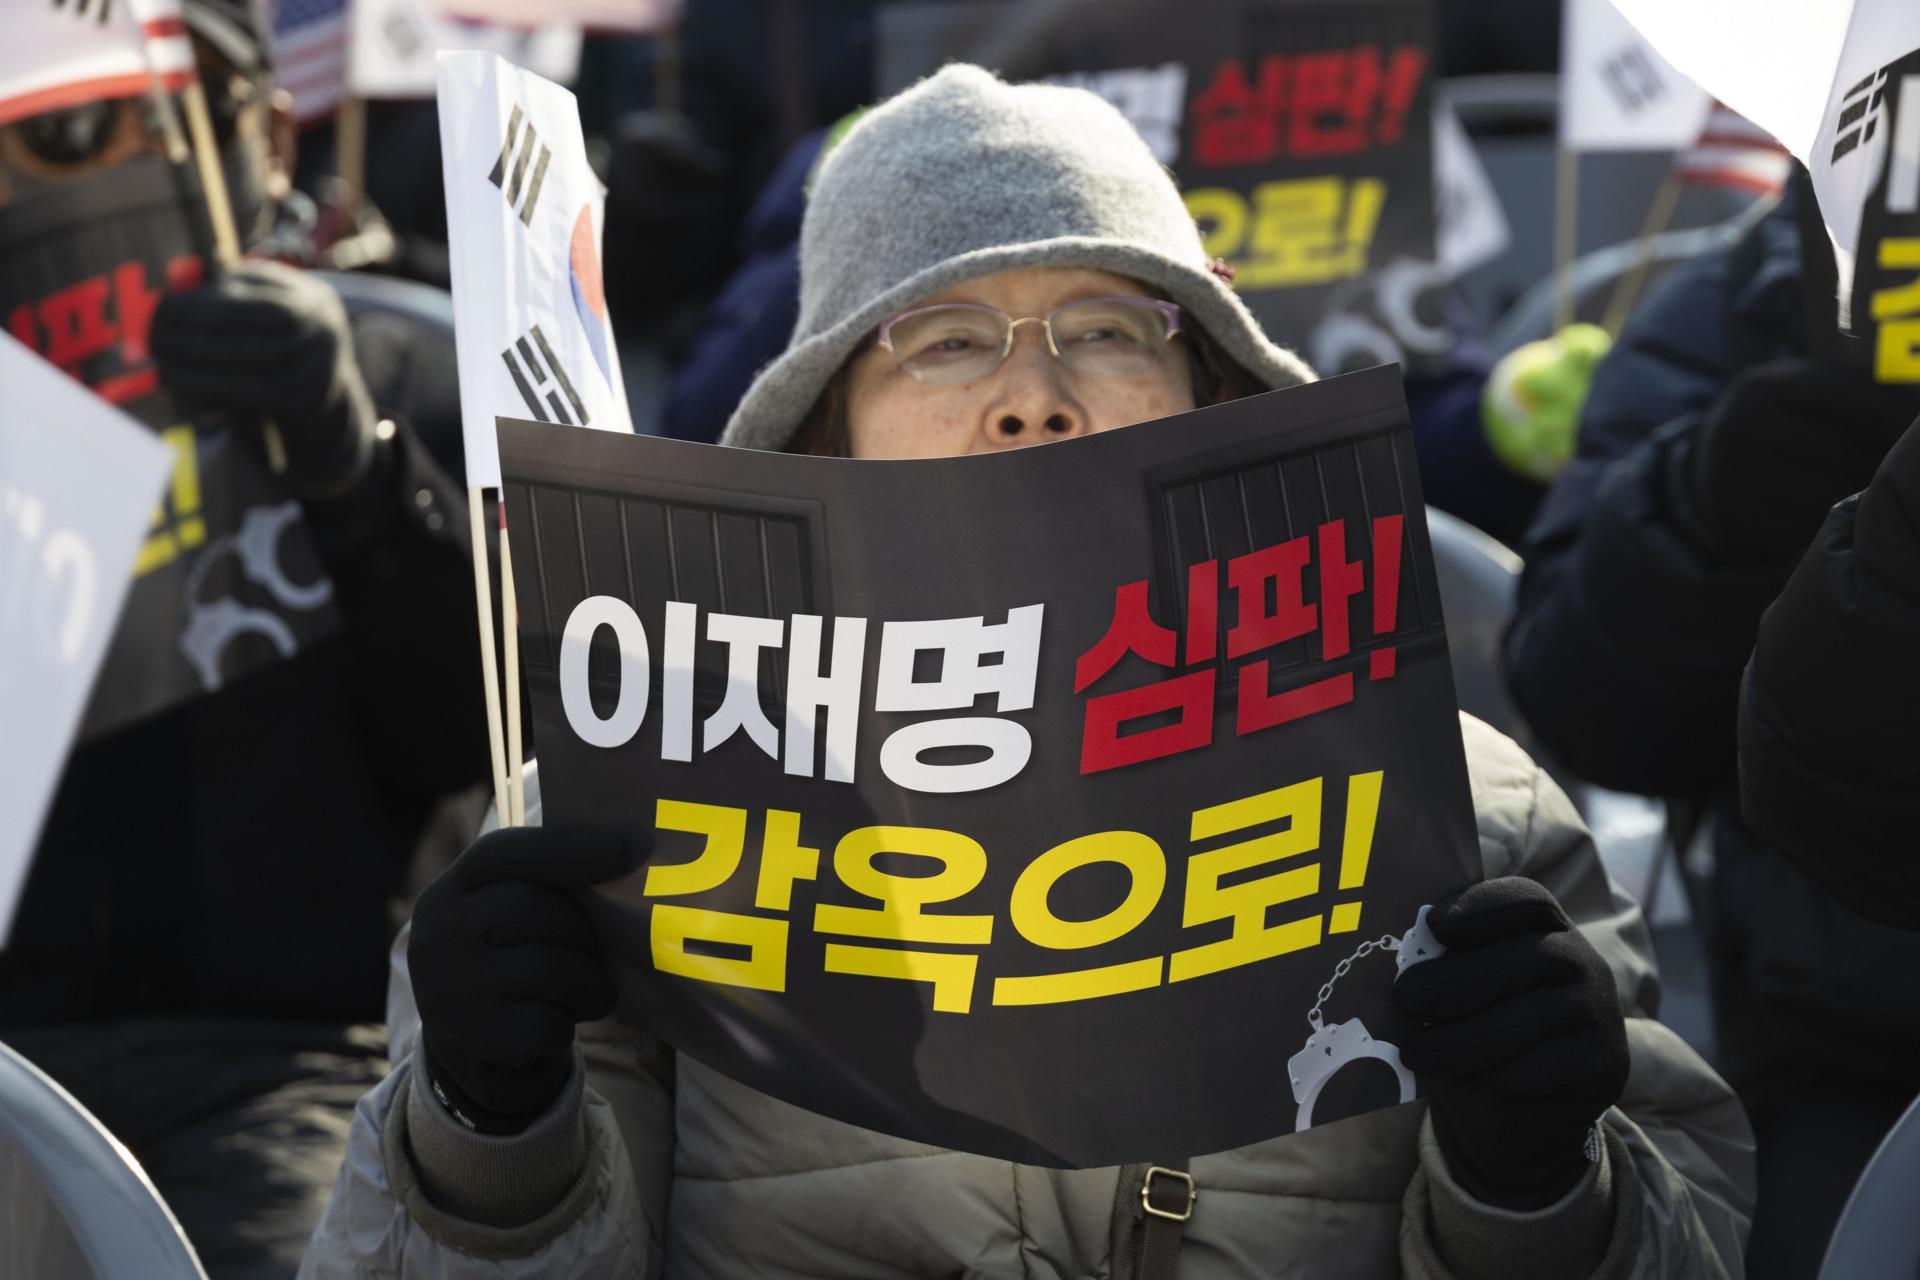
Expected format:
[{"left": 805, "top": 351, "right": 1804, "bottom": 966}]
[{"left": 876, "top": 296, "right": 1183, "bottom": 385}]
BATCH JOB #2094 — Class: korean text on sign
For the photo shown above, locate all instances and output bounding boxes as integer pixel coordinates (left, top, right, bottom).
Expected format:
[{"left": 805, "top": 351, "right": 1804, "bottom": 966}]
[{"left": 637, "top": 769, "right": 1389, "bottom": 1014}]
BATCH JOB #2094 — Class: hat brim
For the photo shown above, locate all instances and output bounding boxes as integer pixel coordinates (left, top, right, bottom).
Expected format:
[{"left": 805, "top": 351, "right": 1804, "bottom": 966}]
[{"left": 717, "top": 236, "right": 1316, "bottom": 451}]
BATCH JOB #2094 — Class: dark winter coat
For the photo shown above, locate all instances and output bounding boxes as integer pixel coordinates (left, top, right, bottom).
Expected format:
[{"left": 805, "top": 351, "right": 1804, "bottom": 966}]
[
  {"left": 1740, "top": 416, "right": 1920, "bottom": 929},
  {"left": 1502, "top": 189, "right": 1920, "bottom": 1083},
  {"left": 0, "top": 285, "right": 488, "bottom": 1028}
]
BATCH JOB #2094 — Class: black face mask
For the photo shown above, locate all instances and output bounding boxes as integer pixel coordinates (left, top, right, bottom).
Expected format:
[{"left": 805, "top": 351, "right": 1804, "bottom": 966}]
[{"left": 0, "top": 151, "right": 214, "bottom": 428}]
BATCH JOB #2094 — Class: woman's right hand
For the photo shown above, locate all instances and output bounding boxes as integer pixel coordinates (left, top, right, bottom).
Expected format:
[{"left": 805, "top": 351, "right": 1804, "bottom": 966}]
[{"left": 407, "top": 827, "right": 637, "bottom": 1134}]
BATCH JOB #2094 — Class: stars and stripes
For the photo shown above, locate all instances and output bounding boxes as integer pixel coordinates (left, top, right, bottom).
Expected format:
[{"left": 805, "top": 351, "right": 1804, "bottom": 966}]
[
  {"left": 488, "top": 102, "right": 553, "bottom": 226},
  {"left": 269, "top": 0, "right": 347, "bottom": 123},
  {"left": 501, "top": 324, "right": 589, "bottom": 427},
  {"left": 1675, "top": 101, "right": 1791, "bottom": 196}
]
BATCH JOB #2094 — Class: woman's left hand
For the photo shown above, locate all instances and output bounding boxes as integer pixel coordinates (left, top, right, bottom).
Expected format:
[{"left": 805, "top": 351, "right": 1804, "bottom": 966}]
[{"left": 1392, "top": 876, "right": 1630, "bottom": 1210}]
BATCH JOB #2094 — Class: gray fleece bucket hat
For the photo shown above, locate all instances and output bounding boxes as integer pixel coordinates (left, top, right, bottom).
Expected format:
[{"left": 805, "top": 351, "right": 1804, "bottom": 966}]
[{"left": 718, "top": 63, "right": 1317, "bottom": 451}]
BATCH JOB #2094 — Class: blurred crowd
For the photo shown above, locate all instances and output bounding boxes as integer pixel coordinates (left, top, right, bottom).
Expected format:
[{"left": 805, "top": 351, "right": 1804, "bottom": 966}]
[{"left": 3, "top": 1, "right": 1918, "bottom": 1278}]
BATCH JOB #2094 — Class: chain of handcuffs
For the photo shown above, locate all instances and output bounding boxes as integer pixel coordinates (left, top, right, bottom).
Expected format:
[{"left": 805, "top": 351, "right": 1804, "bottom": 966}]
[
  {"left": 1305, "top": 932, "right": 1402, "bottom": 1033},
  {"left": 1303, "top": 925, "right": 1607, "bottom": 1167}
]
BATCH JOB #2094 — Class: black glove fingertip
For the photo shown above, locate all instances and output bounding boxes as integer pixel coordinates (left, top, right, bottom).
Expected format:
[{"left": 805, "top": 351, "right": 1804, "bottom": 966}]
[{"left": 1428, "top": 876, "right": 1568, "bottom": 948}]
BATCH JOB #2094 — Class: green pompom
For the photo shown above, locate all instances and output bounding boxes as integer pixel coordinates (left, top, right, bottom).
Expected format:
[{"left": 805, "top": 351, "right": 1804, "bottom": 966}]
[{"left": 1482, "top": 323, "right": 1613, "bottom": 483}]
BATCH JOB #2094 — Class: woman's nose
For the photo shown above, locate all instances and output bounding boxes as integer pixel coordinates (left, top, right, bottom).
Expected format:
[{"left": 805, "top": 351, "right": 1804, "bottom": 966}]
[{"left": 977, "top": 337, "right": 1086, "bottom": 450}]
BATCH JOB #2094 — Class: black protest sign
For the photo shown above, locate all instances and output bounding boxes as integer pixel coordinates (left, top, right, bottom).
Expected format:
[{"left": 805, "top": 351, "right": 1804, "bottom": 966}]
[
  {"left": 501, "top": 368, "right": 1479, "bottom": 1168},
  {"left": 1851, "top": 48, "right": 1920, "bottom": 383},
  {"left": 0, "top": 160, "right": 340, "bottom": 738},
  {"left": 875, "top": 0, "right": 1438, "bottom": 364}
]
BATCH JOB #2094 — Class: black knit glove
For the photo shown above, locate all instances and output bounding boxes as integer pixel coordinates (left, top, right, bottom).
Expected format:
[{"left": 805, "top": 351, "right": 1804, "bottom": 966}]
[
  {"left": 1393, "top": 877, "right": 1629, "bottom": 1211},
  {"left": 152, "top": 260, "right": 379, "bottom": 502},
  {"left": 408, "top": 827, "right": 638, "bottom": 1135},
  {"left": 1683, "top": 359, "right": 1920, "bottom": 560}
]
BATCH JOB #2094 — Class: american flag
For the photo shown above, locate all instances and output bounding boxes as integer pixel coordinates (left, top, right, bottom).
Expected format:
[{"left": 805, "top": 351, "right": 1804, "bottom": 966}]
[
  {"left": 271, "top": 0, "right": 347, "bottom": 122},
  {"left": 1674, "top": 101, "right": 1792, "bottom": 196}
]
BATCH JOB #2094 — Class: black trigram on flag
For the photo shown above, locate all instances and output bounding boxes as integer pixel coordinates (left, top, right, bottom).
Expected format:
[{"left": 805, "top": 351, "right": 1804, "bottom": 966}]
[
  {"left": 502, "top": 325, "right": 589, "bottom": 427},
  {"left": 488, "top": 104, "right": 553, "bottom": 227},
  {"left": 1832, "top": 66, "right": 1892, "bottom": 164},
  {"left": 1601, "top": 44, "right": 1666, "bottom": 114},
  {"left": 52, "top": 0, "right": 113, "bottom": 22}
]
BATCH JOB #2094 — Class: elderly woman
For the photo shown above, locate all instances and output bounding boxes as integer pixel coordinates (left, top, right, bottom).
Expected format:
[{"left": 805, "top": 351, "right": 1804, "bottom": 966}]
[{"left": 300, "top": 67, "right": 1751, "bottom": 1279}]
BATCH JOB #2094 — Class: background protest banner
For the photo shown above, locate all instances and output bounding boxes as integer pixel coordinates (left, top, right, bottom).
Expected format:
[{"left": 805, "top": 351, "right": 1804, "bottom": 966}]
[
  {"left": 437, "top": 0, "right": 682, "bottom": 30},
  {"left": 0, "top": 132, "right": 341, "bottom": 739},
  {"left": 1852, "top": 50, "right": 1920, "bottom": 382},
  {"left": 0, "top": 333, "right": 173, "bottom": 946},
  {"left": 501, "top": 367, "right": 1481, "bottom": 1167},
  {"left": 350, "top": 0, "right": 581, "bottom": 98},
  {"left": 877, "top": 0, "right": 1437, "bottom": 376}
]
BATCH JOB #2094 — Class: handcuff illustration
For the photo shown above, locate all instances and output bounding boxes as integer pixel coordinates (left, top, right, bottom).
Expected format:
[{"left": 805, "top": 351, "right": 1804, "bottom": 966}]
[
  {"left": 179, "top": 501, "right": 335, "bottom": 689},
  {"left": 1309, "top": 257, "right": 1454, "bottom": 376},
  {"left": 1286, "top": 904, "right": 1444, "bottom": 1132}
]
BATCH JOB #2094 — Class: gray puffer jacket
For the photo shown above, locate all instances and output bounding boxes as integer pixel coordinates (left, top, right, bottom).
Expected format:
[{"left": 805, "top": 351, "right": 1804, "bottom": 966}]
[{"left": 299, "top": 715, "right": 1753, "bottom": 1279}]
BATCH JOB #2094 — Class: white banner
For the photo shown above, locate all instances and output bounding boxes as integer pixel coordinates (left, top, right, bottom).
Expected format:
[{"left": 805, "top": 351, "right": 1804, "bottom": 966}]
[
  {"left": 438, "top": 0, "right": 682, "bottom": 31},
  {"left": 351, "top": 0, "right": 581, "bottom": 98},
  {"left": 0, "top": 0, "right": 194, "bottom": 128},
  {"left": 1434, "top": 102, "right": 1511, "bottom": 276},
  {"left": 1040, "top": 64, "right": 1188, "bottom": 167},
  {"left": 437, "top": 50, "right": 631, "bottom": 490},
  {"left": 1560, "top": 0, "right": 1711, "bottom": 151},
  {"left": 0, "top": 333, "right": 172, "bottom": 947},
  {"left": 1609, "top": 0, "right": 1920, "bottom": 292}
]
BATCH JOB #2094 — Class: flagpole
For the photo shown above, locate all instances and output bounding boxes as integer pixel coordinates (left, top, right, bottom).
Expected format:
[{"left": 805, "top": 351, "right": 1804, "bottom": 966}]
[
  {"left": 116, "top": 9, "right": 284, "bottom": 472},
  {"left": 139, "top": 75, "right": 190, "bottom": 164},
  {"left": 1553, "top": 145, "right": 1581, "bottom": 333},
  {"left": 116, "top": 2, "right": 188, "bottom": 163},
  {"left": 469, "top": 486, "right": 512, "bottom": 830},
  {"left": 335, "top": 94, "right": 368, "bottom": 206},
  {"left": 179, "top": 82, "right": 242, "bottom": 267},
  {"left": 178, "top": 72, "right": 290, "bottom": 475},
  {"left": 1601, "top": 168, "right": 1684, "bottom": 336},
  {"left": 500, "top": 514, "right": 525, "bottom": 828}
]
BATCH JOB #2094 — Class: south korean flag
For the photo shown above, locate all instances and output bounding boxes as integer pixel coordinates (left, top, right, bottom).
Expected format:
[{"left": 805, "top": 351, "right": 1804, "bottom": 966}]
[
  {"left": 1, "top": 0, "right": 196, "bottom": 128},
  {"left": 1558, "top": 0, "right": 1709, "bottom": 152},
  {"left": 1607, "top": 0, "right": 1920, "bottom": 326},
  {"left": 437, "top": 51, "right": 632, "bottom": 490},
  {"left": 1817, "top": 30, "right": 1920, "bottom": 327}
]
